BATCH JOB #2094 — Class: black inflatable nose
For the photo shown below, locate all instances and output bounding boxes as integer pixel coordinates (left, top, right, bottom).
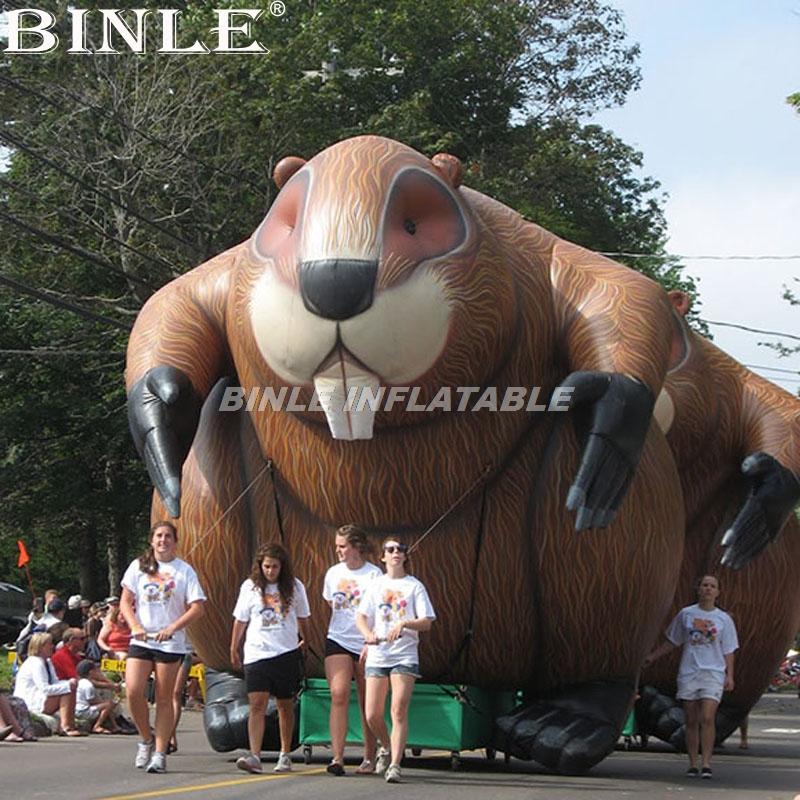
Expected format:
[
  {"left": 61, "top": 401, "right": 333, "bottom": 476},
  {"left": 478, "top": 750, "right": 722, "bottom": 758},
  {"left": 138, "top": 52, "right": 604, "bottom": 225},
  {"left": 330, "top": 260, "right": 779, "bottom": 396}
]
[{"left": 299, "top": 259, "right": 378, "bottom": 320}]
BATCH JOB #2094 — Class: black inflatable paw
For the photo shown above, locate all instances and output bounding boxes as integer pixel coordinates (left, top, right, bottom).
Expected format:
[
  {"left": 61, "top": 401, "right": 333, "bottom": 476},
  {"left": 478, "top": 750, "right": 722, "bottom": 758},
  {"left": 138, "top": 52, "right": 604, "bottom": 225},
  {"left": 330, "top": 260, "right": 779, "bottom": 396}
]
[
  {"left": 494, "top": 680, "right": 635, "bottom": 774},
  {"left": 203, "top": 668, "right": 298, "bottom": 753},
  {"left": 636, "top": 685, "right": 685, "bottom": 749}
]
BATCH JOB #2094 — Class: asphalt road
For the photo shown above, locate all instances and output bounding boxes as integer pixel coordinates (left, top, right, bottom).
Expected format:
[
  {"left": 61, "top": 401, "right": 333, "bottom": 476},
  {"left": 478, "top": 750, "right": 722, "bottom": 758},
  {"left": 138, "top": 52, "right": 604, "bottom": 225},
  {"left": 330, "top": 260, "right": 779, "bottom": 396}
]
[{"left": 1, "top": 693, "right": 798, "bottom": 800}]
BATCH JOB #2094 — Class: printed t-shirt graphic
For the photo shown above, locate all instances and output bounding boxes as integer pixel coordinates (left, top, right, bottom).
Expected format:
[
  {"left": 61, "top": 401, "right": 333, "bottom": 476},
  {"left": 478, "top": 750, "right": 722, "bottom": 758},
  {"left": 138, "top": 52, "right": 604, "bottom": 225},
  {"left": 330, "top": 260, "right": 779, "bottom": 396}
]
[
  {"left": 323, "top": 561, "right": 381, "bottom": 653},
  {"left": 234, "top": 578, "right": 310, "bottom": 664}
]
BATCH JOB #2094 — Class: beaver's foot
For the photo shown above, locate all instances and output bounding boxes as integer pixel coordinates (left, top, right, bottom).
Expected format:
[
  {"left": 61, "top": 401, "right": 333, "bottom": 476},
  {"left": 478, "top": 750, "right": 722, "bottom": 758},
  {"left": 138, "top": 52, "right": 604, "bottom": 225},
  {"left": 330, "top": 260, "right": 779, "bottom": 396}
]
[
  {"left": 203, "top": 669, "right": 294, "bottom": 752},
  {"left": 637, "top": 686, "right": 746, "bottom": 749},
  {"left": 494, "top": 680, "right": 635, "bottom": 774},
  {"left": 637, "top": 685, "right": 685, "bottom": 749}
]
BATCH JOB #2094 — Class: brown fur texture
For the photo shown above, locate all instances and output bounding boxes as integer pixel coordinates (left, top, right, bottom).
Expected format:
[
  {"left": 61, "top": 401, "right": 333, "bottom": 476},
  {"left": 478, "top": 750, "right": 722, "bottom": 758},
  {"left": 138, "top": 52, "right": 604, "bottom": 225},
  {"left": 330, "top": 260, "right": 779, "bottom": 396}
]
[
  {"left": 644, "top": 297, "right": 800, "bottom": 719},
  {"left": 127, "top": 136, "right": 685, "bottom": 694}
]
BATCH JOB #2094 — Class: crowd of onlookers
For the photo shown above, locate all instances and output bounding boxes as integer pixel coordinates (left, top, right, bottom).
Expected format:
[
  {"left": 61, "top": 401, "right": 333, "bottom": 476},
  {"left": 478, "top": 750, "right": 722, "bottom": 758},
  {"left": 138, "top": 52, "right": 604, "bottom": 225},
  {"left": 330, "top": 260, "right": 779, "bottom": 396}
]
[{"left": 0, "top": 587, "right": 200, "bottom": 744}]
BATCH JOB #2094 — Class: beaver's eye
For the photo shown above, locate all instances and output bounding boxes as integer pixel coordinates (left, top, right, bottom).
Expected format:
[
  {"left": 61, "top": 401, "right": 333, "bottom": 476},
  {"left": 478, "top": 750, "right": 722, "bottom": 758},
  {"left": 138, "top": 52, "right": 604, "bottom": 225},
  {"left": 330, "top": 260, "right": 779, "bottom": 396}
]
[{"left": 403, "top": 219, "right": 416, "bottom": 235}]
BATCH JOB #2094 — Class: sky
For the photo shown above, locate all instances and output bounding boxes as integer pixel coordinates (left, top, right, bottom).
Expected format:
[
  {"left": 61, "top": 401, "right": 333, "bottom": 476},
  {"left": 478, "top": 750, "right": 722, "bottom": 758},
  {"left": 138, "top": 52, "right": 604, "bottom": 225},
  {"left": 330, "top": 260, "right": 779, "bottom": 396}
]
[{"left": 596, "top": 0, "right": 800, "bottom": 394}]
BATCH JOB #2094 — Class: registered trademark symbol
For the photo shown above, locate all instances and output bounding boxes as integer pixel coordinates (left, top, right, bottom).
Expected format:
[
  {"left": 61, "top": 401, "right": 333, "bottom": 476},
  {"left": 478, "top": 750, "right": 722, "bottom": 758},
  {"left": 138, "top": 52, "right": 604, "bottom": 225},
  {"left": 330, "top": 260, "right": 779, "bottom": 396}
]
[{"left": 269, "top": 1, "right": 286, "bottom": 16}]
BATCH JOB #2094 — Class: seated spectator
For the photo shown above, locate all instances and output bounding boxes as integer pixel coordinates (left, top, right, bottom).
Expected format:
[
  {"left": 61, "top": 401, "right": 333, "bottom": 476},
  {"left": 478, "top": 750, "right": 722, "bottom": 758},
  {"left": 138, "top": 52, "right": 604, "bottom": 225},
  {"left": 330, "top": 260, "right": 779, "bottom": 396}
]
[
  {"left": 38, "top": 599, "right": 66, "bottom": 631},
  {"left": 85, "top": 603, "right": 104, "bottom": 641},
  {"left": 52, "top": 629, "right": 87, "bottom": 680},
  {"left": 0, "top": 692, "right": 36, "bottom": 742},
  {"left": 49, "top": 622, "right": 69, "bottom": 648},
  {"left": 97, "top": 597, "right": 131, "bottom": 660},
  {"left": 65, "top": 595, "right": 83, "bottom": 628},
  {"left": 16, "top": 597, "right": 44, "bottom": 643},
  {"left": 75, "top": 660, "right": 120, "bottom": 734},
  {"left": 13, "top": 632, "right": 82, "bottom": 736}
]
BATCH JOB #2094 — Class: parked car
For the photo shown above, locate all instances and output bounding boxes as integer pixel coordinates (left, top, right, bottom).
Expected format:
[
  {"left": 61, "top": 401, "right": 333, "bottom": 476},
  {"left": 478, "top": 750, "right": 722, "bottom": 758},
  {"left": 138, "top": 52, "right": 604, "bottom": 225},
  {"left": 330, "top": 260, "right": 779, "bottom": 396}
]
[{"left": 0, "top": 581, "right": 30, "bottom": 644}]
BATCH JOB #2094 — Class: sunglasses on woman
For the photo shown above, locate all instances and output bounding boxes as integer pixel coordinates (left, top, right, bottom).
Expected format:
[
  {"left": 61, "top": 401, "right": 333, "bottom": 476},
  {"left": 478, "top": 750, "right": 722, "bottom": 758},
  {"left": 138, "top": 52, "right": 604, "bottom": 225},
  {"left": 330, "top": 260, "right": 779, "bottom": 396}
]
[{"left": 384, "top": 544, "right": 408, "bottom": 554}]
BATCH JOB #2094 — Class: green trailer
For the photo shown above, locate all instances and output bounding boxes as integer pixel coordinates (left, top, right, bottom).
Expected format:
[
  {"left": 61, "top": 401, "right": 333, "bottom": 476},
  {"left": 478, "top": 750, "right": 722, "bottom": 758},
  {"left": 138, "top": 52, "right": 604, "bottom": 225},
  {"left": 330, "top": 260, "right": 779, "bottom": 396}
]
[{"left": 299, "top": 678, "right": 517, "bottom": 769}]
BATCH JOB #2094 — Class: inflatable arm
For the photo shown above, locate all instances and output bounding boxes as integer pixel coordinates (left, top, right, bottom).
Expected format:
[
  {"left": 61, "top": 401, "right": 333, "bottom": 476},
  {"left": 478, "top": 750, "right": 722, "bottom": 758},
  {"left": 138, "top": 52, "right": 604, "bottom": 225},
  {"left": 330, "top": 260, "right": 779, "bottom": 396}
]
[
  {"left": 126, "top": 251, "right": 236, "bottom": 516},
  {"left": 721, "top": 374, "right": 800, "bottom": 569},
  {"left": 550, "top": 244, "right": 673, "bottom": 530}
]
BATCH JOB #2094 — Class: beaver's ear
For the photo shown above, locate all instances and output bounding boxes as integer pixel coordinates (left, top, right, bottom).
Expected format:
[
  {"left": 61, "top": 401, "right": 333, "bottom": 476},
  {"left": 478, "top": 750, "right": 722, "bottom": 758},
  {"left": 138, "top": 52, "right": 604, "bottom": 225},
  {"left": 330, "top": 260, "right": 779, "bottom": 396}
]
[
  {"left": 668, "top": 290, "right": 691, "bottom": 317},
  {"left": 431, "top": 153, "right": 463, "bottom": 189},
  {"left": 273, "top": 157, "right": 307, "bottom": 189}
]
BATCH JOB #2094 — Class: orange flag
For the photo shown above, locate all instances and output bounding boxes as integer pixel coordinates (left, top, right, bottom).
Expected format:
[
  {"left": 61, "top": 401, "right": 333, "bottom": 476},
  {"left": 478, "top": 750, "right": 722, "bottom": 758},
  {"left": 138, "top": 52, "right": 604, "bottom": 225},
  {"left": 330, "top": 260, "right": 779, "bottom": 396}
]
[{"left": 17, "top": 540, "right": 30, "bottom": 568}]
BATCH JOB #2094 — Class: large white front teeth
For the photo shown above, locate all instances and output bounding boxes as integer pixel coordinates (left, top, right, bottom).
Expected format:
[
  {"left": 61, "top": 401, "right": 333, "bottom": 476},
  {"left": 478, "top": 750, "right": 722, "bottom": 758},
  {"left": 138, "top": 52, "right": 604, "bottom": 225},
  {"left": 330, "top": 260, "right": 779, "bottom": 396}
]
[{"left": 313, "top": 358, "right": 381, "bottom": 440}]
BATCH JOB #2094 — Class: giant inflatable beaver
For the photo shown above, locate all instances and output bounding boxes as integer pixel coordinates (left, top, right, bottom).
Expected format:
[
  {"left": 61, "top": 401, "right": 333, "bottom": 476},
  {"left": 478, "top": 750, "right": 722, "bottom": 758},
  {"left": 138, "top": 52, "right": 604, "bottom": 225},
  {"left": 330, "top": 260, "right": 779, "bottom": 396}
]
[
  {"left": 125, "top": 135, "right": 687, "bottom": 773},
  {"left": 639, "top": 291, "right": 800, "bottom": 746}
]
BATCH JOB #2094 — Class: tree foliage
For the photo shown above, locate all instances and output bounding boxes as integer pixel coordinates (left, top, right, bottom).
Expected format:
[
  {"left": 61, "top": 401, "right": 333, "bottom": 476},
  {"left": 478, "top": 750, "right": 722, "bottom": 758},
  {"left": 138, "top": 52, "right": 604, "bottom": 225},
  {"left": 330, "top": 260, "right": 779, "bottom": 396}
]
[{"left": 0, "top": 0, "right": 692, "bottom": 599}]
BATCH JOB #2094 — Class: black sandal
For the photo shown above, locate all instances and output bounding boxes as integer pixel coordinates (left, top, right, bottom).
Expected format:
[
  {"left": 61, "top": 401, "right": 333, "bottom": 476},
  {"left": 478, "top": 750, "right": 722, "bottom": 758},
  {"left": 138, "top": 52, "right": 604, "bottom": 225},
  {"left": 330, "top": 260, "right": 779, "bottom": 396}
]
[
  {"left": 326, "top": 761, "right": 345, "bottom": 776},
  {"left": 686, "top": 767, "right": 699, "bottom": 777},
  {"left": 701, "top": 767, "right": 712, "bottom": 779}
]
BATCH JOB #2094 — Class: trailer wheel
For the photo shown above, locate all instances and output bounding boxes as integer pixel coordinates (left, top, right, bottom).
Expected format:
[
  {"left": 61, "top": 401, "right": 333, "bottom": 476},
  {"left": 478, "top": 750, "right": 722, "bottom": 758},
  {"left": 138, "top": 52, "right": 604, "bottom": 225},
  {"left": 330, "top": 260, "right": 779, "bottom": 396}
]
[
  {"left": 411, "top": 747, "right": 422, "bottom": 756},
  {"left": 302, "top": 745, "right": 312, "bottom": 764}
]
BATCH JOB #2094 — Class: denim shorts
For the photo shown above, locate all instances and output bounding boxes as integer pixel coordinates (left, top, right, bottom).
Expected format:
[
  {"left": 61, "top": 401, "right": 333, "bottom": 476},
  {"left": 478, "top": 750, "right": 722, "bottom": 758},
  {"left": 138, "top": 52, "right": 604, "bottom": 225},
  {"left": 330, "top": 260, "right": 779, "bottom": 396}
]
[{"left": 364, "top": 663, "right": 420, "bottom": 679}]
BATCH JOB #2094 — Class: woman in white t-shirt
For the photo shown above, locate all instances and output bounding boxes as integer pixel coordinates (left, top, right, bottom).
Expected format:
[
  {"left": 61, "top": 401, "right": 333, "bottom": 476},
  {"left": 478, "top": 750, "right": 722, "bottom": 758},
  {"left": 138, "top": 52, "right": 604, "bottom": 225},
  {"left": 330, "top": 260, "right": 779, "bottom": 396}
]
[
  {"left": 230, "top": 543, "right": 310, "bottom": 776},
  {"left": 356, "top": 537, "right": 436, "bottom": 784},
  {"left": 120, "top": 521, "right": 207, "bottom": 774},
  {"left": 644, "top": 574, "right": 738, "bottom": 779},
  {"left": 322, "top": 525, "right": 382, "bottom": 776}
]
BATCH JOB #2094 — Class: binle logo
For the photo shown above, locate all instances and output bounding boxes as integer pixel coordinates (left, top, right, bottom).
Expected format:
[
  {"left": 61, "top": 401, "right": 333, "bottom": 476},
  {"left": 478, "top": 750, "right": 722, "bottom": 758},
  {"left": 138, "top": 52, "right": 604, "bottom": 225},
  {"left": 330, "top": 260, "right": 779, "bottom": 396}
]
[{"left": 2, "top": 8, "right": 283, "bottom": 55}]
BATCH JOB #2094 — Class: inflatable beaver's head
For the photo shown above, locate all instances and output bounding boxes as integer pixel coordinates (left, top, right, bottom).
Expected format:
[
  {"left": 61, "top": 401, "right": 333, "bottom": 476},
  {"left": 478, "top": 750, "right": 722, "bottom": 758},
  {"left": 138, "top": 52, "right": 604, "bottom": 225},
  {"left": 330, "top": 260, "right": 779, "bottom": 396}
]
[{"left": 240, "top": 135, "right": 519, "bottom": 439}]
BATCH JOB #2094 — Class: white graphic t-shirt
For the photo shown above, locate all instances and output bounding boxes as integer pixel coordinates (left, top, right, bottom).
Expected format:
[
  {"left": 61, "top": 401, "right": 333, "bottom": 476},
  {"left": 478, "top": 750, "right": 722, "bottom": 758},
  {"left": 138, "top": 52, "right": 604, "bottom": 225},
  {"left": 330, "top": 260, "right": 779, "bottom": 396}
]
[
  {"left": 666, "top": 603, "right": 739, "bottom": 680},
  {"left": 233, "top": 578, "right": 310, "bottom": 665},
  {"left": 359, "top": 574, "right": 436, "bottom": 668},
  {"left": 323, "top": 561, "right": 382, "bottom": 654},
  {"left": 75, "top": 678, "right": 97, "bottom": 715},
  {"left": 121, "top": 557, "right": 206, "bottom": 654}
]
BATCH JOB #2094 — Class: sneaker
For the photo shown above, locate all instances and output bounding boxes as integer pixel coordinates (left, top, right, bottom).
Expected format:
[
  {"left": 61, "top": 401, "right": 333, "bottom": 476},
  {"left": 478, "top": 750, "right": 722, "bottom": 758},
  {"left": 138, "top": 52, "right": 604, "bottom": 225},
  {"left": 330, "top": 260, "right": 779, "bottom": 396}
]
[
  {"left": 701, "top": 766, "right": 713, "bottom": 779},
  {"left": 385, "top": 764, "right": 402, "bottom": 783},
  {"left": 145, "top": 752, "right": 167, "bottom": 774},
  {"left": 135, "top": 740, "right": 154, "bottom": 769},
  {"left": 236, "top": 753, "right": 263, "bottom": 774},
  {"left": 375, "top": 748, "right": 390, "bottom": 775},
  {"left": 273, "top": 752, "right": 293, "bottom": 772},
  {"left": 326, "top": 761, "right": 346, "bottom": 776}
]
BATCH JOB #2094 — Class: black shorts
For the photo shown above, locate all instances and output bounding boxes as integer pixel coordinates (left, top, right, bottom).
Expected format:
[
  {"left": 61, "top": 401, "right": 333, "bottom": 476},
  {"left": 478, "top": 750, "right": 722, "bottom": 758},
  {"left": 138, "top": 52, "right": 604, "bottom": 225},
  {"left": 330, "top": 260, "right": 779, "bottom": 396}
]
[
  {"left": 128, "top": 643, "right": 185, "bottom": 664},
  {"left": 244, "top": 648, "right": 302, "bottom": 698},
  {"left": 324, "top": 638, "right": 360, "bottom": 661}
]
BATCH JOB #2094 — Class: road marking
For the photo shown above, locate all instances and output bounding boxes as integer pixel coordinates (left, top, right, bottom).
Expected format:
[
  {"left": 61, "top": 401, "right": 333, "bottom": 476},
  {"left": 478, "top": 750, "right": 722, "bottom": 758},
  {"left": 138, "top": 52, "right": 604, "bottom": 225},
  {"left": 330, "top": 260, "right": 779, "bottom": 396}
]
[
  {"left": 96, "top": 767, "right": 328, "bottom": 800},
  {"left": 763, "top": 727, "right": 800, "bottom": 734}
]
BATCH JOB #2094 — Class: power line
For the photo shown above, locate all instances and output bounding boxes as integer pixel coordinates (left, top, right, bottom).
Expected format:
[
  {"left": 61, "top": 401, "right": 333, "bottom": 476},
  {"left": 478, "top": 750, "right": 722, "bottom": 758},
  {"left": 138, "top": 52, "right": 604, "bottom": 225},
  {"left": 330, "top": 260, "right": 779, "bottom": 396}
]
[
  {"left": 0, "top": 208, "right": 157, "bottom": 293},
  {"left": 0, "top": 72, "right": 266, "bottom": 196},
  {"left": 601, "top": 251, "right": 800, "bottom": 261},
  {"left": 0, "top": 128, "right": 198, "bottom": 252},
  {"left": 0, "top": 272, "right": 132, "bottom": 331},
  {"left": 0, "top": 175, "right": 181, "bottom": 278},
  {"left": 743, "top": 363, "right": 800, "bottom": 375},
  {"left": 701, "top": 319, "right": 800, "bottom": 342}
]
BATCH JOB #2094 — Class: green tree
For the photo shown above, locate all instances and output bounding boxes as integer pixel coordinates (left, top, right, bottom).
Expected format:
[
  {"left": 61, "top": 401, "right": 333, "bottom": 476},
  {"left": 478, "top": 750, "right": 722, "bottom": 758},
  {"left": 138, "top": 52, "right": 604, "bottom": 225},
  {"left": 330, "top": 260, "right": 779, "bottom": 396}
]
[{"left": 0, "top": 0, "right": 688, "bottom": 596}]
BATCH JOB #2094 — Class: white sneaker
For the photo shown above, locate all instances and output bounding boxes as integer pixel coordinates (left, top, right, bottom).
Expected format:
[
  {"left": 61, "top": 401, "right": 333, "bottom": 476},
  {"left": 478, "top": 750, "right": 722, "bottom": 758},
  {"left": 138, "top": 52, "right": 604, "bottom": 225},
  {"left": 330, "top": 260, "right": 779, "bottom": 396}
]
[
  {"left": 134, "top": 740, "right": 154, "bottom": 769},
  {"left": 385, "top": 764, "right": 402, "bottom": 783},
  {"left": 273, "top": 752, "right": 293, "bottom": 772},
  {"left": 236, "top": 753, "right": 263, "bottom": 774},
  {"left": 145, "top": 751, "right": 167, "bottom": 774},
  {"left": 375, "top": 748, "right": 391, "bottom": 775}
]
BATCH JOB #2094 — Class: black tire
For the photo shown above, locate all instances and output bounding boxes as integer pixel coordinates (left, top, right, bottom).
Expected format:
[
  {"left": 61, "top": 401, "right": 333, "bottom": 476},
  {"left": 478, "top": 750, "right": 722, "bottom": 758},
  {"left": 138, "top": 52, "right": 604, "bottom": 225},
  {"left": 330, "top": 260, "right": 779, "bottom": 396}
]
[
  {"left": 411, "top": 747, "right": 422, "bottom": 756},
  {"left": 303, "top": 745, "right": 312, "bottom": 764}
]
